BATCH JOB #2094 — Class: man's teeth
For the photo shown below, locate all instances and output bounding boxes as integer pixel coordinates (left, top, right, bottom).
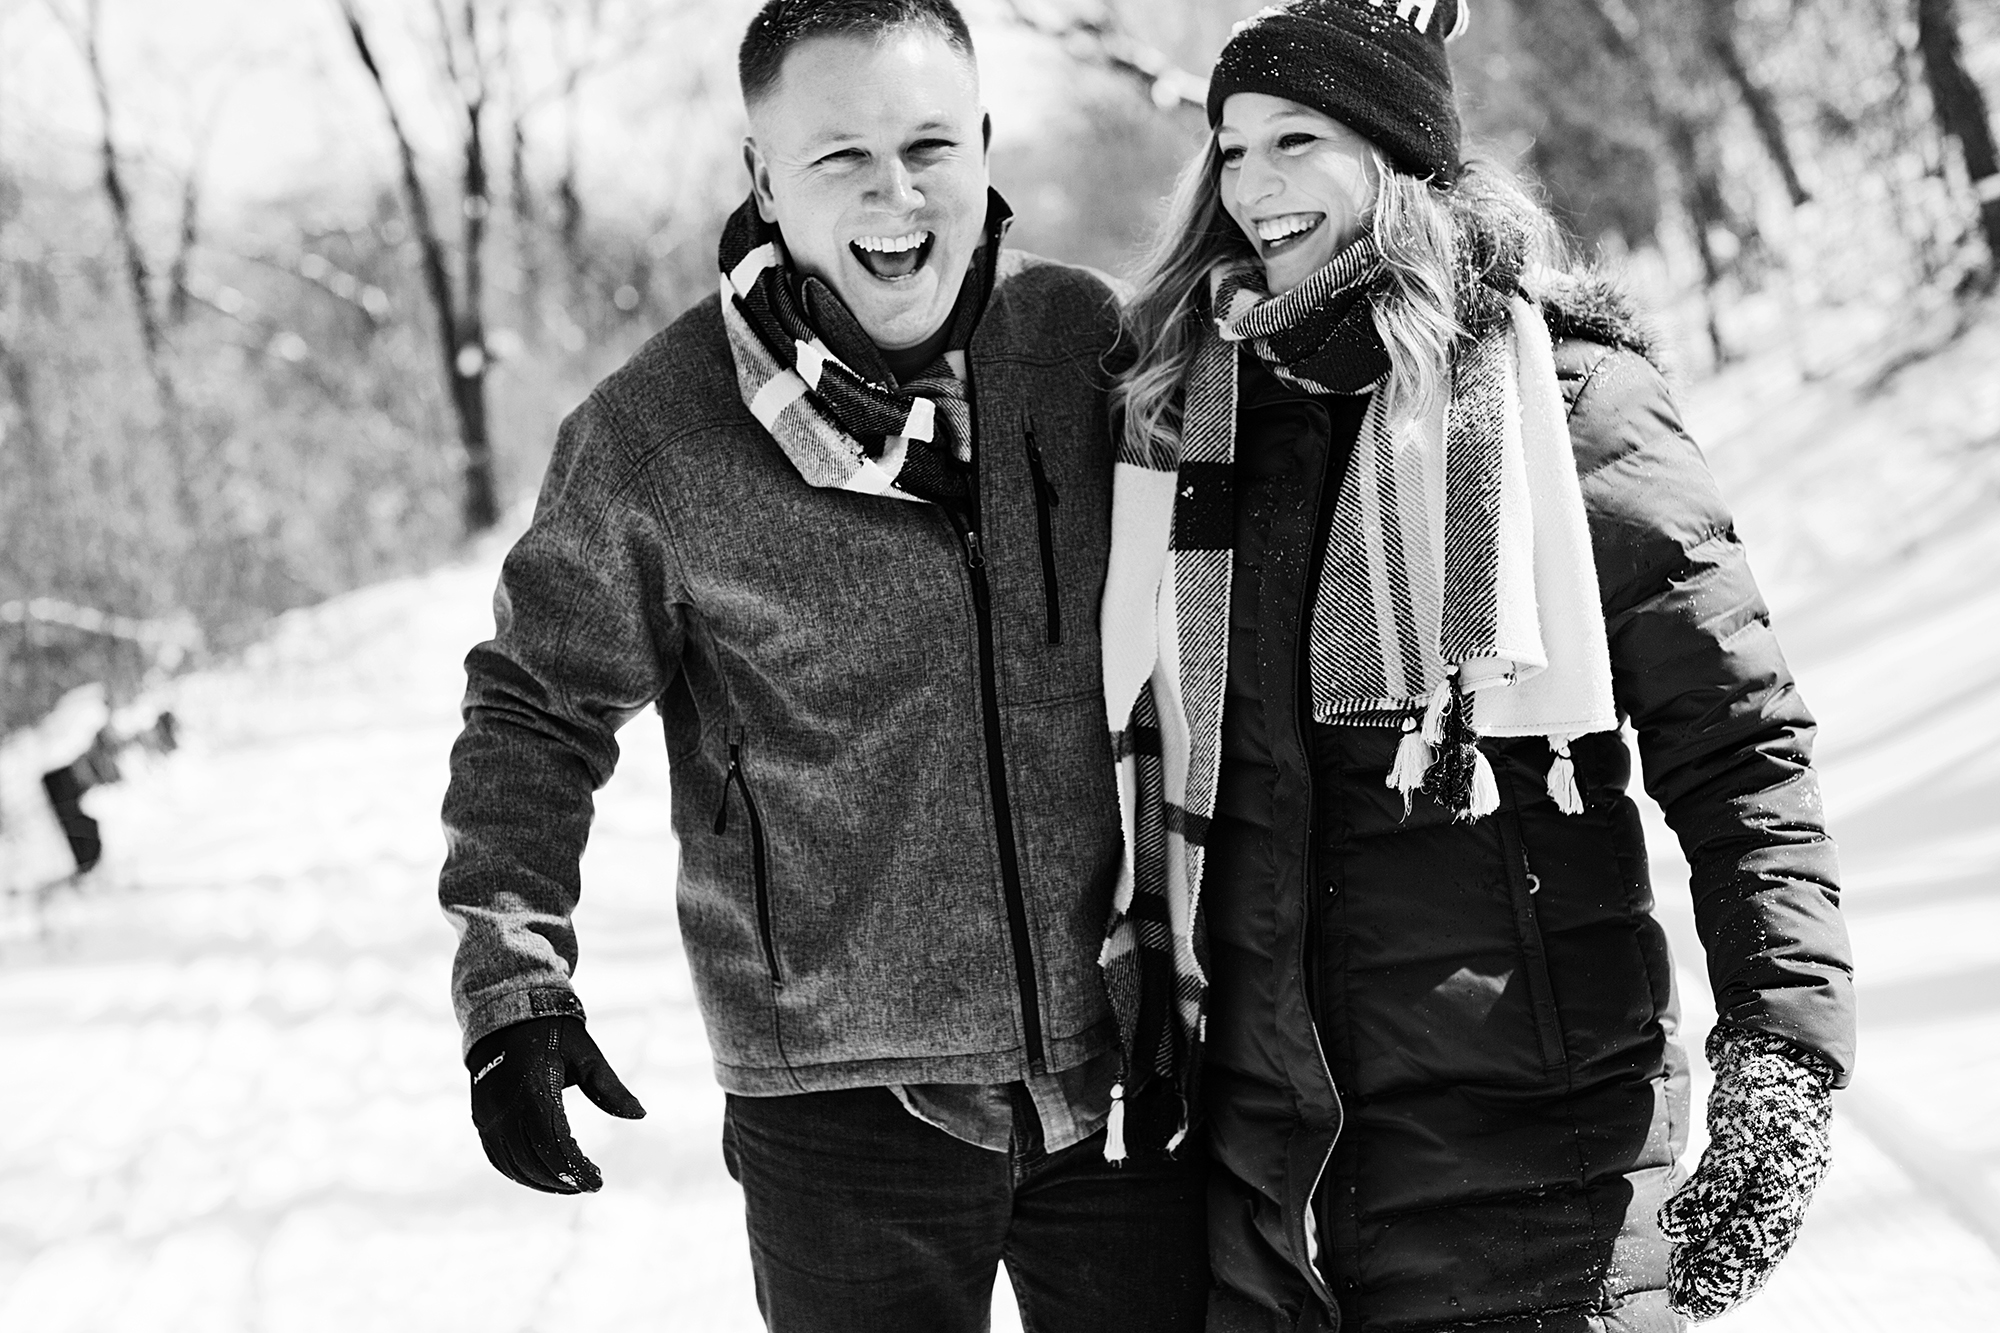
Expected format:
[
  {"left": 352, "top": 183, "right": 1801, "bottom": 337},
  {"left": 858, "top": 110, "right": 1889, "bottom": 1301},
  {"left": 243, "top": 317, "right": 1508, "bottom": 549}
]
[
  {"left": 854, "top": 232, "right": 931, "bottom": 253},
  {"left": 1256, "top": 215, "right": 1321, "bottom": 243}
]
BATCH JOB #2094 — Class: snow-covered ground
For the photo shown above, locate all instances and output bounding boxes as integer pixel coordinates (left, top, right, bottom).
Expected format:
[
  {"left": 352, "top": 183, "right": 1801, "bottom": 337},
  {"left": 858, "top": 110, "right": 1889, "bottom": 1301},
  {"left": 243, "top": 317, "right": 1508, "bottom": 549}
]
[{"left": 3, "top": 291, "right": 1999, "bottom": 1330}]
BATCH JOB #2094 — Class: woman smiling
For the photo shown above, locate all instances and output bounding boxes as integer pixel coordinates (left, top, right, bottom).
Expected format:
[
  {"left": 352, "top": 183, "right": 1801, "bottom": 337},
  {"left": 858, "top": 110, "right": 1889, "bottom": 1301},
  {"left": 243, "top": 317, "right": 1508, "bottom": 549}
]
[{"left": 1098, "top": 3, "right": 1856, "bottom": 1330}]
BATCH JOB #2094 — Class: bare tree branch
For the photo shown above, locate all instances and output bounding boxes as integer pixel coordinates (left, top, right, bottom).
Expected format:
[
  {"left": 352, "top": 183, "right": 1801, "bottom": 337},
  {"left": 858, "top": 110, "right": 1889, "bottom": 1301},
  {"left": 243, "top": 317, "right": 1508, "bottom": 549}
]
[
  {"left": 454, "top": 0, "right": 498, "bottom": 530},
  {"left": 428, "top": 0, "right": 466, "bottom": 92},
  {"left": 335, "top": 0, "right": 499, "bottom": 532},
  {"left": 997, "top": 0, "right": 1207, "bottom": 111},
  {"left": 338, "top": 1, "right": 459, "bottom": 339},
  {"left": 1699, "top": 0, "right": 1811, "bottom": 205},
  {"left": 53, "top": 0, "right": 166, "bottom": 372},
  {"left": 45, "top": 0, "right": 202, "bottom": 524},
  {"left": 1915, "top": 0, "right": 2000, "bottom": 274},
  {"left": 1564, "top": 0, "right": 1739, "bottom": 364},
  {"left": 159, "top": 73, "right": 231, "bottom": 327}
]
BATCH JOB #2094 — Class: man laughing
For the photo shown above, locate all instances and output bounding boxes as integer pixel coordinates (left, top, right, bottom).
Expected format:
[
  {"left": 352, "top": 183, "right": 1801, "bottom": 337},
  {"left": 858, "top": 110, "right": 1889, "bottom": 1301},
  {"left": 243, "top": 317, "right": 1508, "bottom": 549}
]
[{"left": 438, "top": 3, "right": 1209, "bottom": 1330}]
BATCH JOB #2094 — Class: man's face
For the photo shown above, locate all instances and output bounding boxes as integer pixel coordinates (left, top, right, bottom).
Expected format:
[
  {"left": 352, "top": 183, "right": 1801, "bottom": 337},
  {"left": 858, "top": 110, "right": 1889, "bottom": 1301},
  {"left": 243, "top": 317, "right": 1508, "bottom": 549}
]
[{"left": 744, "top": 28, "right": 989, "bottom": 351}]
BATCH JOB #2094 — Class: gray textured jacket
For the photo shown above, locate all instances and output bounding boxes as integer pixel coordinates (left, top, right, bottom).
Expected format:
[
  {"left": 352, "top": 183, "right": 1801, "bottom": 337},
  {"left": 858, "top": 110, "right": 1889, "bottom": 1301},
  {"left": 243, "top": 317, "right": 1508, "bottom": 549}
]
[{"left": 441, "top": 253, "right": 1128, "bottom": 1095}]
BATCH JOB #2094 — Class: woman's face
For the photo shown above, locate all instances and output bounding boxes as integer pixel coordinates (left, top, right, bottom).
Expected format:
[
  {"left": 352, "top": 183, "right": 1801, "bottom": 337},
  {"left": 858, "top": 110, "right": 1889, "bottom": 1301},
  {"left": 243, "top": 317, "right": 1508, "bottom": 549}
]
[{"left": 1216, "top": 93, "right": 1379, "bottom": 296}]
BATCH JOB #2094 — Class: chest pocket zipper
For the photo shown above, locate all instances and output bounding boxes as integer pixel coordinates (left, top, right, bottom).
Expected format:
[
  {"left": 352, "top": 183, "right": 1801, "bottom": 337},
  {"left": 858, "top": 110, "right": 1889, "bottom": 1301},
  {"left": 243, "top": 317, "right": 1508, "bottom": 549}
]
[
  {"left": 1494, "top": 794, "right": 1567, "bottom": 1072},
  {"left": 712, "top": 729, "right": 782, "bottom": 987},
  {"left": 1023, "top": 417, "right": 1063, "bottom": 645}
]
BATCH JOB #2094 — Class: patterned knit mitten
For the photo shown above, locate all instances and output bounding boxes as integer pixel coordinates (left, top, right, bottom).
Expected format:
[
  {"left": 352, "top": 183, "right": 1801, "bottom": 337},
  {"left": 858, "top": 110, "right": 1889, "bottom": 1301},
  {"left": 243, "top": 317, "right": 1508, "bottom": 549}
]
[{"left": 1659, "top": 1026, "right": 1836, "bottom": 1321}]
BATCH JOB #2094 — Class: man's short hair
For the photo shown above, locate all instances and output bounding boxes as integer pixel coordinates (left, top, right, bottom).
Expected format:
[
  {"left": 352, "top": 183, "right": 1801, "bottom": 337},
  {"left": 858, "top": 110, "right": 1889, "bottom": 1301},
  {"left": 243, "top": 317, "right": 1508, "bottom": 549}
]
[{"left": 739, "top": 0, "right": 976, "bottom": 107}]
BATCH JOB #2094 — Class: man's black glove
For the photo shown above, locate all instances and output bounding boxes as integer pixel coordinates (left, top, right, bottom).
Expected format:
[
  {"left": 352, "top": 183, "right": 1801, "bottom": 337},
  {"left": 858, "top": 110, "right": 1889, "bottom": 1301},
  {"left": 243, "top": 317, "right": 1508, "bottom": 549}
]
[
  {"left": 467, "top": 1015, "right": 646, "bottom": 1194},
  {"left": 1659, "top": 1026, "right": 1835, "bottom": 1320}
]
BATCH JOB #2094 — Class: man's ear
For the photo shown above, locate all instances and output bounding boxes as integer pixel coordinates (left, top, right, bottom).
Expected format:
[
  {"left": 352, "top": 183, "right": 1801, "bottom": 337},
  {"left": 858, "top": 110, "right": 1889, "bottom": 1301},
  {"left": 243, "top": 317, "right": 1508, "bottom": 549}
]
[
  {"left": 981, "top": 111, "right": 992, "bottom": 155},
  {"left": 744, "top": 137, "right": 778, "bottom": 223}
]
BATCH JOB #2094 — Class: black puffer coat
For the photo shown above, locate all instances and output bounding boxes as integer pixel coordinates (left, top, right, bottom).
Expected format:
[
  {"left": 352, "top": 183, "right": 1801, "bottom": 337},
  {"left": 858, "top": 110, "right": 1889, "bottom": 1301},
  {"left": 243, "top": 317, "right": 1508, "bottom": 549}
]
[{"left": 1203, "top": 290, "right": 1856, "bottom": 1333}]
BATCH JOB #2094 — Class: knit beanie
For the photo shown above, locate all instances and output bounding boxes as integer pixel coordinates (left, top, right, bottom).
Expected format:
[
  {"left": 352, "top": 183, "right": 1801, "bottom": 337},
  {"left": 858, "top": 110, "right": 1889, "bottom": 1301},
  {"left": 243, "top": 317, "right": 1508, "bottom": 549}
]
[{"left": 1206, "top": 0, "right": 1469, "bottom": 184}]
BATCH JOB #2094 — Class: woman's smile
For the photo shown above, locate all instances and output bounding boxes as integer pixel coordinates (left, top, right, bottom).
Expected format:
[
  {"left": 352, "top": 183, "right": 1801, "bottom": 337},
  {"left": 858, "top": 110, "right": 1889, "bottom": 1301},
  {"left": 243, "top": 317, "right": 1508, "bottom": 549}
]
[
  {"left": 1216, "top": 93, "right": 1379, "bottom": 294},
  {"left": 1251, "top": 211, "right": 1326, "bottom": 260}
]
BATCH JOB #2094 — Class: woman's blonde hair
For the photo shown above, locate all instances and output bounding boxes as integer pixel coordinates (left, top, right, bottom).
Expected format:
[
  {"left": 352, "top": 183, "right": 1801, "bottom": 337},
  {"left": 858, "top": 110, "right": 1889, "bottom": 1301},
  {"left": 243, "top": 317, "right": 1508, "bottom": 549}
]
[{"left": 1113, "top": 140, "right": 1564, "bottom": 465}]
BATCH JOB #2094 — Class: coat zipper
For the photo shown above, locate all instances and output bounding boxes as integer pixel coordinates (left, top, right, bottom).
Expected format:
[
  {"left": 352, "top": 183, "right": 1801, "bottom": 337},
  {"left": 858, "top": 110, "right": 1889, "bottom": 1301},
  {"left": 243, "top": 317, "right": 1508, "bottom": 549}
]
[
  {"left": 948, "top": 482, "right": 1047, "bottom": 1073},
  {"left": 1294, "top": 408, "right": 1348, "bottom": 1325},
  {"left": 1023, "top": 416, "right": 1063, "bottom": 645},
  {"left": 1495, "top": 793, "right": 1568, "bottom": 1072},
  {"left": 713, "top": 729, "right": 782, "bottom": 987}
]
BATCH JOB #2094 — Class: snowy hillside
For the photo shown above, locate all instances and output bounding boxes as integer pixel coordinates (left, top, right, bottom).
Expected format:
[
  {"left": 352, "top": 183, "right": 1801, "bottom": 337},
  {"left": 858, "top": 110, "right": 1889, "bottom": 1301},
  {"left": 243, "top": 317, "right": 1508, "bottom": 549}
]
[
  {"left": 1648, "top": 288, "right": 2000, "bottom": 1328},
  {"left": 3, "top": 292, "right": 1999, "bottom": 1330},
  {"left": 0, "top": 556, "right": 765, "bottom": 1330}
]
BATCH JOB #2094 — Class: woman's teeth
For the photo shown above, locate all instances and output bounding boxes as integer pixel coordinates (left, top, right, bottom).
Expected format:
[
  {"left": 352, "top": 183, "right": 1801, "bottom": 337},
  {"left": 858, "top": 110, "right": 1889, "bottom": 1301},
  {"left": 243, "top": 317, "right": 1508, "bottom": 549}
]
[
  {"left": 852, "top": 231, "right": 933, "bottom": 280},
  {"left": 1256, "top": 214, "right": 1323, "bottom": 248}
]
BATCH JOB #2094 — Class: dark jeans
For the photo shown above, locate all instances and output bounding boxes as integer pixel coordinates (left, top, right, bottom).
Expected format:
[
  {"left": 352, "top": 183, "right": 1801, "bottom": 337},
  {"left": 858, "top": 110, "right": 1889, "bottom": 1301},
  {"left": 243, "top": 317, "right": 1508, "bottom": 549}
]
[{"left": 722, "top": 1085, "right": 1209, "bottom": 1333}]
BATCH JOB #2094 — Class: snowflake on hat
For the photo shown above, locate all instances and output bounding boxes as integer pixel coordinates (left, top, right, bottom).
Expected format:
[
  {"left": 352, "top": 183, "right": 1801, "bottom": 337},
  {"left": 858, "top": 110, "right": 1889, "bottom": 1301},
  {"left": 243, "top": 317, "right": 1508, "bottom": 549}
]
[
  {"left": 1209, "top": 0, "right": 1473, "bottom": 184},
  {"left": 1235, "top": 0, "right": 1472, "bottom": 40}
]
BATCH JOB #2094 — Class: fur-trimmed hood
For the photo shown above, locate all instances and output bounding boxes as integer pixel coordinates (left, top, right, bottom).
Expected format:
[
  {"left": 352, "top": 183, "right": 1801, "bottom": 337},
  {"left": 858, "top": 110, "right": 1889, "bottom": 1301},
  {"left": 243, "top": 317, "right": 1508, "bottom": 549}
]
[
  {"left": 1537, "top": 272, "right": 1658, "bottom": 364},
  {"left": 1447, "top": 166, "right": 1659, "bottom": 367}
]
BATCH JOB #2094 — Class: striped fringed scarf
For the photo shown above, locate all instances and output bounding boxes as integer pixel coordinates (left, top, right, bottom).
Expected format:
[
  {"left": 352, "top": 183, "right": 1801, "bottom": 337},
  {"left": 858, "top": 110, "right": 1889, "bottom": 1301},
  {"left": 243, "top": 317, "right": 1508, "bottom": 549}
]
[
  {"left": 1098, "top": 273, "right": 1618, "bottom": 1151},
  {"left": 716, "top": 190, "right": 1010, "bottom": 506},
  {"left": 1211, "top": 235, "right": 1392, "bottom": 394}
]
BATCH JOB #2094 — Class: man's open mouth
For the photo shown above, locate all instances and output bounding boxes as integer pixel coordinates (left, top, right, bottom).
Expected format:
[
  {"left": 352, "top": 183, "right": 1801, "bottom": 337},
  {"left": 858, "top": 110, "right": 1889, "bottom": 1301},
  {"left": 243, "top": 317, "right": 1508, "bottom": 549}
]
[
  {"left": 852, "top": 230, "right": 936, "bottom": 282},
  {"left": 1255, "top": 213, "right": 1324, "bottom": 257}
]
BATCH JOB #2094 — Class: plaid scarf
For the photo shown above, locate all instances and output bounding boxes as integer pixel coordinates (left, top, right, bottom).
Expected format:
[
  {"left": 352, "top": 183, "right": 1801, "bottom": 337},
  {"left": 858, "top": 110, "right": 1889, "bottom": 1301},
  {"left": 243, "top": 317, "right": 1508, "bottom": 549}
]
[
  {"left": 1212, "top": 234, "right": 1391, "bottom": 394},
  {"left": 1210, "top": 250, "right": 1619, "bottom": 813},
  {"left": 717, "top": 190, "right": 1012, "bottom": 507},
  {"left": 1098, "top": 270, "right": 1617, "bottom": 1146}
]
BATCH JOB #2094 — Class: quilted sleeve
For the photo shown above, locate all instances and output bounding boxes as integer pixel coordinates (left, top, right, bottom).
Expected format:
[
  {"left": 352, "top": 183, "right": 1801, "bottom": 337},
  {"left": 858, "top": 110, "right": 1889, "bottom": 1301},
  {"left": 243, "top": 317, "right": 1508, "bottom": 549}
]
[{"left": 1563, "top": 343, "right": 1856, "bottom": 1084}]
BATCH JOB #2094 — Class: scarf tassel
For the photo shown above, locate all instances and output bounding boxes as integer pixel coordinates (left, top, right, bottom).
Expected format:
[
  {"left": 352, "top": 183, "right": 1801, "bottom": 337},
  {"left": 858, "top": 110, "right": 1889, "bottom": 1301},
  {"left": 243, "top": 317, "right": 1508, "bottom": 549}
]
[
  {"left": 1104, "top": 1082, "right": 1128, "bottom": 1165},
  {"left": 1420, "top": 674, "right": 1455, "bottom": 746},
  {"left": 1387, "top": 718, "right": 1433, "bottom": 816},
  {"left": 1405, "top": 668, "right": 1501, "bottom": 823},
  {"left": 1463, "top": 748, "right": 1501, "bottom": 822},
  {"left": 1546, "top": 738, "right": 1584, "bottom": 815}
]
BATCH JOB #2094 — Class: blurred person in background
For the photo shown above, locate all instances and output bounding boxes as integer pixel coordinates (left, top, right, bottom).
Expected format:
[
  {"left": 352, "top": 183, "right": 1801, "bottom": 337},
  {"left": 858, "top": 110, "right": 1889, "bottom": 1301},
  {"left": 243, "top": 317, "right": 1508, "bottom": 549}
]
[
  {"left": 437, "top": 1, "right": 1208, "bottom": 1330},
  {"left": 1099, "top": 2, "right": 1856, "bottom": 1329}
]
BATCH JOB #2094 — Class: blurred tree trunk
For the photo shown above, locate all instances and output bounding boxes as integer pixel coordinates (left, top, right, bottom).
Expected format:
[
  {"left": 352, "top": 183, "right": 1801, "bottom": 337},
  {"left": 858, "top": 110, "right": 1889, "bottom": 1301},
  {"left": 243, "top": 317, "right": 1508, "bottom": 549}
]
[
  {"left": 1662, "top": 117, "right": 1734, "bottom": 365},
  {"left": 455, "top": 19, "right": 498, "bottom": 532},
  {"left": 1913, "top": 0, "right": 2000, "bottom": 272},
  {"left": 1568, "top": 0, "right": 1736, "bottom": 363},
  {"left": 556, "top": 65, "right": 586, "bottom": 300},
  {"left": 166, "top": 169, "right": 200, "bottom": 325},
  {"left": 509, "top": 116, "right": 542, "bottom": 331},
  {"left": 0, "top": 330, "right": 45, "bottom": 470},
  {"left": 71, "top": 0, "right": 168, "bottom": 395},
  {"left": 1698, "top": 0, "right": 1810, "bottom": 205},
  {"left": 338, "top": 0, "right": 500, "bottom": 535},
  {"left": 57, "top": 0, "right": 200, "bottom": 526},
  {"left": 539, "top": 0, "right": 593, "bottom": 300}
]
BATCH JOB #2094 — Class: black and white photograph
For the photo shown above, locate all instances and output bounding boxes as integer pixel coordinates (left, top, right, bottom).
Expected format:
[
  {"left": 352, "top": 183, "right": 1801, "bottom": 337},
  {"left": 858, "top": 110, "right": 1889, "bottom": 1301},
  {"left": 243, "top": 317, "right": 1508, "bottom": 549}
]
[{"left": 1, "top": 1, "right": 1996, "bottom": 1329}]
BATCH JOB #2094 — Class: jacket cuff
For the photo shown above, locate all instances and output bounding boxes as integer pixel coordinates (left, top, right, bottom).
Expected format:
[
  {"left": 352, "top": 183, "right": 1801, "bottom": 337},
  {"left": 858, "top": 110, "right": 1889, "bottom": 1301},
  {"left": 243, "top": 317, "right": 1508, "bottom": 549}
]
[
  {"left": 459, "top": 986, "right": 586, "bottom": 1058},
  {"left": 1706, "top": 1022, "right": 1840, "bottom": 1093}
]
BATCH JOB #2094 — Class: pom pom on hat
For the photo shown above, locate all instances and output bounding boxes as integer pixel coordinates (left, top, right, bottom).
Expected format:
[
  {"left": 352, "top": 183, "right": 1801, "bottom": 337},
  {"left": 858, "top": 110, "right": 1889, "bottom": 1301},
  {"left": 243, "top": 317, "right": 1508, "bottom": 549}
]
[{"left": 1207, "top": 0, "right": 1470, "bottom": 184}]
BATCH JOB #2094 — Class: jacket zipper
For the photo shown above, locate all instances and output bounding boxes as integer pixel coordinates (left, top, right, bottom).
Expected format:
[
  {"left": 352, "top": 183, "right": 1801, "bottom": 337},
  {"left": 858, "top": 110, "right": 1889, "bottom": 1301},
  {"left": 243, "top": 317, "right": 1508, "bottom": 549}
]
[
  {"left": 713, "top": 729, "right": 782, "bottom": 987},
  {"left": 1495, "top": 794, "right": 1568, "bottom": 1072},
  {"left": 948, "top": 487, "right": 1047, "bottom": 1074},
  {"left": 1022, "top": 417, "right": 1063, "bottom": 645},
  {"left": 1295, "top": 412, "right": 1347, "bottom": 1325}
]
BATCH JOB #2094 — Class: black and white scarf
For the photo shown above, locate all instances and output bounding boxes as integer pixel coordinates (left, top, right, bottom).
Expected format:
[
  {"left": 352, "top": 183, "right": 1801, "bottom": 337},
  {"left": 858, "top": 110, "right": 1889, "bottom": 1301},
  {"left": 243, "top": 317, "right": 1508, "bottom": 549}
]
[
  {"left": 1098, "top": 249, "right": 1617, "bottom": 1143},
  {"left": 717, "top": 190, "right": 1011, "bottom": 507},
  {"left": 1210, "top": 235, "right": 1391, "bottom": 394}
]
